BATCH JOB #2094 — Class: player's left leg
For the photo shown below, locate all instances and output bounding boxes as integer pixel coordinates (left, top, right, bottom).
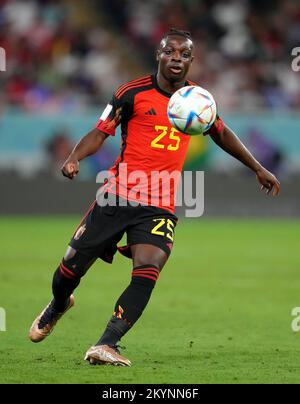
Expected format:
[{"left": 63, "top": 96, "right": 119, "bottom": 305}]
[
  {"left": 84, "top": 244, "right": 169, "bottom": 366},
  {"left": 30, "top": 198, "right": 125, "bottom": 343}
]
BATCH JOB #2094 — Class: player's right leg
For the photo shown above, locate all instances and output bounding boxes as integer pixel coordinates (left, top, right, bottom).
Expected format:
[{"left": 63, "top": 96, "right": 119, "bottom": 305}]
[{"left": 29, "top": 247, "right": 96, "bottom": 343}]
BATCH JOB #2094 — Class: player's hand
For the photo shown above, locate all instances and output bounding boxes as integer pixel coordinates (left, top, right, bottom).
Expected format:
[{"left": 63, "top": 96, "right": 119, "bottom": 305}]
[
  {"left": 61, "top": 157, "right": 79, "bottom": 180},
  {"left": 255, "top": 167, "right": 280, "bottom": 196}
]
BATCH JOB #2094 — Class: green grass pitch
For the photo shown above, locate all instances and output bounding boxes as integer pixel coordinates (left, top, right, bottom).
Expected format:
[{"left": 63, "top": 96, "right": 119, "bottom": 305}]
[{"left": 0, "top": 217, "right": 300, "bottom": 384}]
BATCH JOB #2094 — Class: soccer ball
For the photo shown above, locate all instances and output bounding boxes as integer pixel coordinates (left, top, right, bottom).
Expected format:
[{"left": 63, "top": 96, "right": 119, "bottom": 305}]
[{"left": 167, "top": 85, "right": 217, "bottom": 135}]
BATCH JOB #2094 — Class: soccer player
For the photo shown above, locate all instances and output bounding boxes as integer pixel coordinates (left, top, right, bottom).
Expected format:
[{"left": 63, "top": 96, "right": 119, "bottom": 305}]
[{"left": 29, "top": 29, "right": 280, "bottom": 367}]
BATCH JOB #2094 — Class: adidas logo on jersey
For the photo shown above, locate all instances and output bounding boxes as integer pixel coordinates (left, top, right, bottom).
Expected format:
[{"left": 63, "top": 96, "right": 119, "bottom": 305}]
[{"left": 145, "top": 108, "right": 157, "bottom": 116}]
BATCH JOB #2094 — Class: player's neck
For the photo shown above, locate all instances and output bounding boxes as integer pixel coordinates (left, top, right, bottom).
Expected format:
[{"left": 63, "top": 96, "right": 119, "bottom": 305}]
[{"left": 156, "top": 73, "right": 186, "bottom": 95}]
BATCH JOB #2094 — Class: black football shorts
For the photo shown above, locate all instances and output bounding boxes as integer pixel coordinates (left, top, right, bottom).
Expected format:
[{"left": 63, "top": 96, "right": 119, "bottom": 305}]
[{"left": 69, "top": 192, "right": 178, "bottom": 263}]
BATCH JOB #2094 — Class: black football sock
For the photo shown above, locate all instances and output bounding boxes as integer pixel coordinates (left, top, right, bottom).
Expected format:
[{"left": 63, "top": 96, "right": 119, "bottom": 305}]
[
  {"left": 52, "top": 252, "right": 95, "bottom": 312},
  {"left": 97, "top": 265, "right": 160, "bottom": 346},
  {"left": 51, "top": 264, "right": 80, "bottom": 312}
]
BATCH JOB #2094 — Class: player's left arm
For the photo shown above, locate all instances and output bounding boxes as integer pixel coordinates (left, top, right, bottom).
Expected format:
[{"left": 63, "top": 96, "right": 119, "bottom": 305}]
[{"left": 209, "top": 123, "right": 281, "bottom": 196}]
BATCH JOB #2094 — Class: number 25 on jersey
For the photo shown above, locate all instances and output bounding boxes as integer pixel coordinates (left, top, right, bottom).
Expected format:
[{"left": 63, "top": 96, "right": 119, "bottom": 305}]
[{"left": 151, "top": 125, "right": 181, "bottom": 152}]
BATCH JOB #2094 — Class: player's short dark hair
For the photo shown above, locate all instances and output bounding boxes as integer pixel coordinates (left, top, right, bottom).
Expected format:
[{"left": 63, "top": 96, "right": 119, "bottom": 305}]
[{"left": 162, "top": 28, "right": 193, "bottom": 42}]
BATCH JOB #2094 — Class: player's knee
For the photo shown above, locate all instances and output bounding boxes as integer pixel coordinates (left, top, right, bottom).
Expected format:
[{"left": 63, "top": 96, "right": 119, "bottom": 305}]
[
  {"left": 132, "top": 245, "right": 168, "bottom": 271},
  {"left": 60, "top": 248, "right": 95, "bottom": 279},
  {"left": 64, "top": 246, "right": 77, "bottom": 261},
  {"left": 133, "top": 257, "right": 165, "bottom": 271}
]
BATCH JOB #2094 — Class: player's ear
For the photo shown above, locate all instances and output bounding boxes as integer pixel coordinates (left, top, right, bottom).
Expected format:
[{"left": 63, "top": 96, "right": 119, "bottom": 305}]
[
  {"left": 156, "top": 49, "right": 161, "bottom": 62},
  {"left": 191, "top": 56, "right": 194, "bottom": 64}
]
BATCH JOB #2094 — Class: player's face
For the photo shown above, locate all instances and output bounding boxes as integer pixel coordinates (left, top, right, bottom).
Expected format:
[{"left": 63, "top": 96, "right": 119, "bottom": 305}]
[{"left": 157, "top": 36, "right": 194, "bottom": 83}]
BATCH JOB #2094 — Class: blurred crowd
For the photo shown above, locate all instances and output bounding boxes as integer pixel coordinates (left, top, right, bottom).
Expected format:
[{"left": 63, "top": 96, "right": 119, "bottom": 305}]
[
  {"left": 0, "top": 0, "right": 299, "bottom": 113},
  {"left": 0, "top": 0, "right": 136, "bottom": 113},
  {"left": 101, "top": 0, "right": 300, "bottom": 111}
]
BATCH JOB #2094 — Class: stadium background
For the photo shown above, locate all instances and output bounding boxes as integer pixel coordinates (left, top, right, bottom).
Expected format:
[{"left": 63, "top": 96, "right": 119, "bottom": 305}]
[{"left": 0, "top": 0, "right": 300, "bottom": 384}]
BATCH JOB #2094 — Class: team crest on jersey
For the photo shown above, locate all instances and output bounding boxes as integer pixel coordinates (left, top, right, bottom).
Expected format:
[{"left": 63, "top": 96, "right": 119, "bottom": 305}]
[{"left": 74, "top": 224, "right": 86, "bottom": 240}]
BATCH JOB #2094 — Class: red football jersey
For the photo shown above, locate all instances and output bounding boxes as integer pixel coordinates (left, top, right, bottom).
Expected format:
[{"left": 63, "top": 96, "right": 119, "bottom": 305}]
[{"left": 95, "top": 74, "right": 224, "bottom": 213}]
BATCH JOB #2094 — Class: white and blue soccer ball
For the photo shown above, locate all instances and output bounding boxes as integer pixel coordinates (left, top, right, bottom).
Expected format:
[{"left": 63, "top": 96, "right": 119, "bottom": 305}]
[{"left": 167, "top": 85, "right": 217, "bottom": 135}]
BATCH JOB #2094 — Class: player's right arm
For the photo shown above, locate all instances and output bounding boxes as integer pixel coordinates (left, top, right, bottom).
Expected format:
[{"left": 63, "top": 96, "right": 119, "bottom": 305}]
[
  {"left": 61, "top": 94, "right": 126, "bottom": 180},
  {"left": 62, "top": 80, "right": 134, "bottom": 180},
  {"left": 61, "top": 128, "right": 109, "bottom": 179}
]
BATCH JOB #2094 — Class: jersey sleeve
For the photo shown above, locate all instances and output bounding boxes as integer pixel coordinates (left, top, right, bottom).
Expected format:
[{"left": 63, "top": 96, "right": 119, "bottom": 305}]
[
  {"left": 95, "top": 91, "right": 133, "bottom": 136},
  {"left": 203, "top": 115, "right": 225, "bottom": 136}
]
